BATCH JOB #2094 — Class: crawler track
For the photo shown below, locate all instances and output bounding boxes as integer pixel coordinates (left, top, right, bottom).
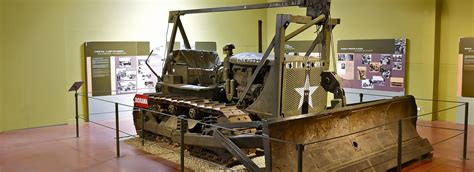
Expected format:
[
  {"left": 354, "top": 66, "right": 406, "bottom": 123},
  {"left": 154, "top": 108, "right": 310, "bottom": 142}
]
[{"left": 134, "top": 94, "right": 255, "bottom": 166}]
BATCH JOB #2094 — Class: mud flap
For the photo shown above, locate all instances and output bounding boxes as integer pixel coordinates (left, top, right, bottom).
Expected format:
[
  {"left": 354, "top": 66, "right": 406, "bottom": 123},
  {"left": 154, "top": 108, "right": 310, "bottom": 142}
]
[{"left": 267, "top": 95, "right": 432, "bottom": 172}]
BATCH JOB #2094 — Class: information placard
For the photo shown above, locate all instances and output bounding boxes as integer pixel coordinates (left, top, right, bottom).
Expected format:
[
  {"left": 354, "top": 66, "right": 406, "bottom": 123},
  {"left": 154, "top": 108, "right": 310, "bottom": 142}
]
[
  {"left": 458, "top": 37, "right": 474, "bottom": 97},
  {"left": 336, "top": 39, "right": 407, "bottom": 93},
  {"left": 85, "top": 42, "right": 154, "bottom": 96}
]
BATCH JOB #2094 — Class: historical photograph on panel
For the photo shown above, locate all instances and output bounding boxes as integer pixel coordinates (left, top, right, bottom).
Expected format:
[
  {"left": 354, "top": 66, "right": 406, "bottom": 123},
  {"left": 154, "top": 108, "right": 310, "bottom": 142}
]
[
  {"left": 337, "top": 61, "right": 355, "bottom": 80},
  {"left": 337, "top": 61, "right": 347, "bottom": 75},
  {"left": 138, "top": 58, "right": 146, "bottom": 67},
  {"left": 381, "top": 68, "right": 391, "bottom": 79},
  {"left": 338, "top": 54, "right": 345, "bottom": 61},
  {"left": 125, "top": 71, "right": 137, "bottom": 80},
  {"left": 144, "top": 81, "right": 155, "bottom": 88},
  {"left": 393, "top": 62, "right": 403, "bottom": 70},
  {"left": 395, "top": 39, "right": 406, "bottom": 54},
  {"left": 380, "top": 54, "right": 391, "bottom": 65},
  {"left": 118, "top": 81, "right": 137, "bottom": 93},
  {"left": 372, "top": 76, "right": 385, "bottom": 86},
  {"left": 357, "top": 66, "right": 367, "bottom": 80},
  {"left": 362, "top": 54, "right": 372, "bottom": 64},
  {"left": 116, "top": 68, "right": 136, "bottom": 81},
  {"left": 393, "top": 54, "right": 403, "bottom": 62},
  {"left": 338, "top": 53, "right": 354, "bottom": 61},
  {"left": 116, "top": 68, "right": 127, "bottom": 81},
  {"left": 114, "top": 56, "right": 138, "bottom": 94},
  {"left": 118, "top": 57, "right": 132, "bottom": 68},
  {"left": 390, "top": 77, "right": 404, "bottom": 88},
  {"left": 369, "top": 62, "right": 382, "bottom": 72},
  {"left": 361, "top": 79, "right": 374, "bottom": 89},
  {"left": 137, "top": 57, "right": 157, "bottom": 90}
]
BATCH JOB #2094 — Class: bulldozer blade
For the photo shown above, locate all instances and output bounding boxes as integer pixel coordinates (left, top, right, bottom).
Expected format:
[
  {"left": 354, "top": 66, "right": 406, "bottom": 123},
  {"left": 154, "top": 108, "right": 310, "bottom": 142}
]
[{"left": 267, "top": 95, "right": 432, "bottom": 172}]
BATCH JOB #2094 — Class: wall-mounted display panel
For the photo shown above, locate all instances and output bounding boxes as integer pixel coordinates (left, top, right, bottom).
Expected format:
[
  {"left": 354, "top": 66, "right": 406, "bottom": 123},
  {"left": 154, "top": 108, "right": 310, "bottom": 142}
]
[
  {"left": 337, "top": 39, "right": 407, "bottom": 103},
  {"left": 457, "top": 37, "right": 474, "bottom": 125},
  {"left": 85, "top": 42, "right": 155, "bottom": 96},
  {"left": 84, "top": 41, "right": 155, "bottom": 121},
  {"left": 337, "top": 39, "right": 407, "bottom": 92},
  {"left": 458, "top": 37, "right": 474, "bottom": 97}
]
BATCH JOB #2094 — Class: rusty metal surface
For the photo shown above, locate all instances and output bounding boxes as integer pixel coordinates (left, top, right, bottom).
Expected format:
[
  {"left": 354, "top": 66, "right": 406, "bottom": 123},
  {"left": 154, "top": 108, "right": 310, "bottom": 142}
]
[{"left": 268, "top": 95, "right": 432, "bottom": 171}]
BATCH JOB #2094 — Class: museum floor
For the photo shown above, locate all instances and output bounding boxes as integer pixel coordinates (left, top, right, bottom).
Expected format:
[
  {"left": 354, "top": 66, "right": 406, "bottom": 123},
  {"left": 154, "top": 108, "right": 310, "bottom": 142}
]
[{"left": 0, "top": 118, "right": 473, "bottom": 172}]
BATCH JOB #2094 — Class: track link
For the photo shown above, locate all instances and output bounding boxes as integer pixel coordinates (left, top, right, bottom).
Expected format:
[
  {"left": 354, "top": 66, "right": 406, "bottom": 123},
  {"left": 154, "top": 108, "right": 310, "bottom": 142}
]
[
  {"left": 149, "top": 95, "right": 252, "bottom": 125},
  {"left": 138, "top": 94, "right": 255, "bottom": 166}
]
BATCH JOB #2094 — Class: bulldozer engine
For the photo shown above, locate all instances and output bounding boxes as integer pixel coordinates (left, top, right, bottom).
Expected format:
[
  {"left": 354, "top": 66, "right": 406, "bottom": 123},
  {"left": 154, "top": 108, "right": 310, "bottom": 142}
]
[{"left": 132, "top": 0, "right": 432, "bottom": 171}]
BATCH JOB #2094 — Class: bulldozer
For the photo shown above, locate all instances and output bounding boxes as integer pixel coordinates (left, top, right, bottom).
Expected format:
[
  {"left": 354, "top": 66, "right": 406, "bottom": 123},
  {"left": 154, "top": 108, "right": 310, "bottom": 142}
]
[{"left": 132, "top": 0, "right": 433, "bottom": 171}]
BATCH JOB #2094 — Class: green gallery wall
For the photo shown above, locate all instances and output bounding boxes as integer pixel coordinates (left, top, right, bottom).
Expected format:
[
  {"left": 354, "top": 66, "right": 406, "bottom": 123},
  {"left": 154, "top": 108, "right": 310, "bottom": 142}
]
[
  {"left": 0, "top": 0, "right": 472, "bottom": 132},
  {"left": 0, "top": 0, "right": 267, "bottom": 132},
  {"left": 0, "top": 5, "right": 3, "bottom": 132},
  {"left": 438, "top": 0, "right": 474, "bottom": 121}
]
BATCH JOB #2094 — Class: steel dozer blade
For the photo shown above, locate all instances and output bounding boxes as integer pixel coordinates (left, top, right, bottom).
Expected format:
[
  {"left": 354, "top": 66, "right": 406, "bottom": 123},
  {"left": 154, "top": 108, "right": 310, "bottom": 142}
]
[{"left": 267, "top": 95, "right": 432, "bottom": 172}]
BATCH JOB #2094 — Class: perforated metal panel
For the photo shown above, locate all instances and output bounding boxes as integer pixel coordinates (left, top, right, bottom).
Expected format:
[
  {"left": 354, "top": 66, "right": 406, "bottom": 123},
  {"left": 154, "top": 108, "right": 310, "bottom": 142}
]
[{"left": 282, "top": 56, "right": 327, "bottom": 117}]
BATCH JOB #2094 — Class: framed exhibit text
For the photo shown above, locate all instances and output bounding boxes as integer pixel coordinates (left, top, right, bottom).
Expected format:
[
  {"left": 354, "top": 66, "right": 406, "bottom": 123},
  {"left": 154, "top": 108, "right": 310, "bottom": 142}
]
[
  {"left": 336, "top": 39, "right": 407, "bottom": 94},
  {"left": 458, "top": 37, "right": 474, "bottom": 98},
  {"left": 84, "top": 42, "right": 155, "bottom": 96}
]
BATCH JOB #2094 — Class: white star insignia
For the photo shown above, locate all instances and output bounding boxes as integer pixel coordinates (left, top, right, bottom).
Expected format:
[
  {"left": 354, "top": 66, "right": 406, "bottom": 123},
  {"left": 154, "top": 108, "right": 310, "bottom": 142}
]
[{"left": 295, "top": 75, "right": 318, "bottom": 109}]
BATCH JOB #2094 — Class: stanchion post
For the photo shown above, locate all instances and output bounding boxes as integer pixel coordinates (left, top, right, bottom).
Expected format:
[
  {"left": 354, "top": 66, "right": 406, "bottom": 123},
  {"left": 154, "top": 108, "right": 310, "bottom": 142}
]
[
  {"left": 359, "top": 93, "right": 364, "bottom": 103},
  {"left": 141, "top": 109, "right": 145, "bottom": 146},
  {"left": 397, "top": 120, "right": 402, "bottom": 172},
  {"left": 75, "top": 91, "right": 79, "bottom": 138},
  {"left": 463, "top": 102, "right": 469, "bottom": 160},
  {"left": 296, "top": 144, "right": 304, "bottom": 172},
  {"left": 115, "top": 103, "right": 120, "bottom": 158}
]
